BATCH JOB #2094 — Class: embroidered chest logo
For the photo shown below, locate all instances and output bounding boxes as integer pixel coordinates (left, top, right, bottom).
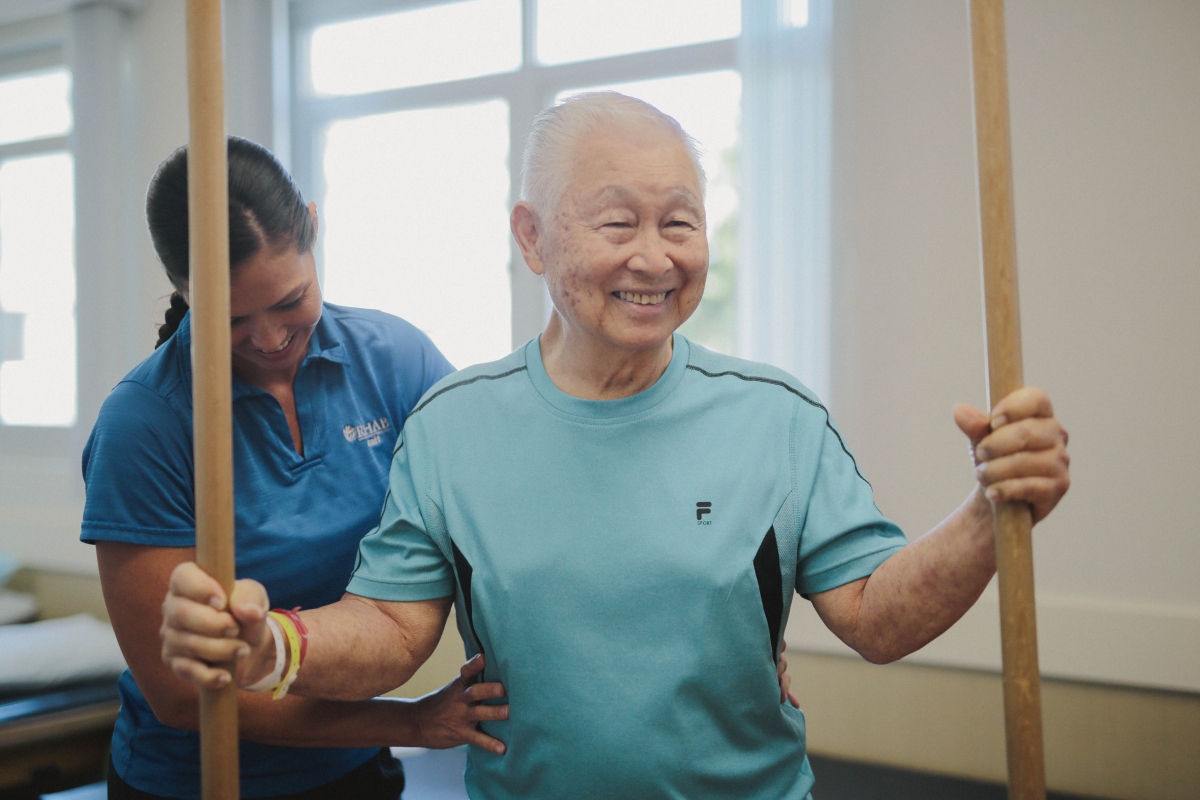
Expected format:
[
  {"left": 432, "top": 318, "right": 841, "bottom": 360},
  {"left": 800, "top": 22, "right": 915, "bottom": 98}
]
[
  {"left": 343, "top": 416, "right": 391, "bottom": 447},
  {"left": 696, "top": 502, "right": 712, "bottom": 525}
]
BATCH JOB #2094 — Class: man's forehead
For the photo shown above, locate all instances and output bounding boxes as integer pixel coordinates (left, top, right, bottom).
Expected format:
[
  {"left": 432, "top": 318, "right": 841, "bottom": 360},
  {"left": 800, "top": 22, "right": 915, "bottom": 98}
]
[{"left": 587, "top": 184, "right": 703, "bottom": 208}]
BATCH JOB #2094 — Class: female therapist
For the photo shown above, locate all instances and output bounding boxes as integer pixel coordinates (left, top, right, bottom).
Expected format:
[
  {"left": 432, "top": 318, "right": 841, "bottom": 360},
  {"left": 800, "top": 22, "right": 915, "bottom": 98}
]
[{"left": 81, "top": 137, "right": 508, "bottom": 800}]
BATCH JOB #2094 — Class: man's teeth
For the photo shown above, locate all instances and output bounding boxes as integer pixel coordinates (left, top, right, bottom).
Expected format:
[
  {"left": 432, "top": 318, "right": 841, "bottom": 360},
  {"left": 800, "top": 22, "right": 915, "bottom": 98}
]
[{"left": 616, "top": 291, "right": 667, "bottom": 305}]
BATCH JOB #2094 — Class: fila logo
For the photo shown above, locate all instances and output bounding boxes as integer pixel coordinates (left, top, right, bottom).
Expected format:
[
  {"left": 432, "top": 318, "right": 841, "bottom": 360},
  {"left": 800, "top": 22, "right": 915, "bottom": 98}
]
[
  {"left": 343, "top": 416, "right": 391, "bottom": 447},
  {"left": 696, "top": 502, "right": 712, "bottom": 525}
]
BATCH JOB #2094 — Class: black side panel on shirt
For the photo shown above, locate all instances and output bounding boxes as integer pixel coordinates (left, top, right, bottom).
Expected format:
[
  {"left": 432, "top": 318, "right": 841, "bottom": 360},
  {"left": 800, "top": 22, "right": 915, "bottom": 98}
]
[
  {"left": 754, "top": 526, "right": 784, "bottom": 659},
  {"left": 451, "top": 541, "right": 485, "bottom": 668}
]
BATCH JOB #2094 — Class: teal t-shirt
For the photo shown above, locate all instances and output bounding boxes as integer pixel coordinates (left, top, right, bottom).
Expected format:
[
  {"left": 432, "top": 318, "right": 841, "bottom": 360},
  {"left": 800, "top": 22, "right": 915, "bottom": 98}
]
[{"left": 348, "top": 334, "right": 907, "bottom": 799}]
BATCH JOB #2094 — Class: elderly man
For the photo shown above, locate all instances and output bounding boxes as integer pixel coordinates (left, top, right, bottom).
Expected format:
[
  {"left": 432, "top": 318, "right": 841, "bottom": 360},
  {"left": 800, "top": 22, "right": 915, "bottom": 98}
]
[{"left": 163, "top": 93, "right": 1070, "bottom": 799}]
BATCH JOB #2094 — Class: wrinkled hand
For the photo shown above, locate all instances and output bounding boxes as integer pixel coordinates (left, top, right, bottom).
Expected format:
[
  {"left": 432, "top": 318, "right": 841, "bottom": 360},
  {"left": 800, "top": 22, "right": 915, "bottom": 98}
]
[
  {"left": 160, "top": 561, "right": 275, "bottom": 689},
  {"left": 414, "top": 655, "right": 509, "bottom": 755},
  {"left": 954, "top": 386, "right": 1070, "bottom": 524},
  {"left": 777, "top": 640, "right": 799, "bottom": 708}
]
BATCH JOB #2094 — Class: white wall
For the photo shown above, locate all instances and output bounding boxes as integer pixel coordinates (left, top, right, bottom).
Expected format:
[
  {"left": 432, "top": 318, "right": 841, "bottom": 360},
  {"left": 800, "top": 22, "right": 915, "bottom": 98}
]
[{"left": 788, "top": 0, "right": 1200, "bottom": 693}]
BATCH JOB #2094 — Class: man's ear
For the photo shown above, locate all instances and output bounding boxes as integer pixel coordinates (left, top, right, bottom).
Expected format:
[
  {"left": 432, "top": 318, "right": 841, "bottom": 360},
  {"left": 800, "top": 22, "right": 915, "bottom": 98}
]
[
  {"left": 307, "top": 201, "right": 319, "bottom": 236},
  {"left": 510, "top": 202, "right": 546, "bottom": 276}
]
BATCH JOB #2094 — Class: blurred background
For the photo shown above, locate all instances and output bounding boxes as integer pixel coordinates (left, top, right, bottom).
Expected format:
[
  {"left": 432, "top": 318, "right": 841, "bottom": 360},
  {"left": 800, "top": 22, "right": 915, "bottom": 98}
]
[{"left": 0, "top": 1, "right": 1195, "bottom": 798}]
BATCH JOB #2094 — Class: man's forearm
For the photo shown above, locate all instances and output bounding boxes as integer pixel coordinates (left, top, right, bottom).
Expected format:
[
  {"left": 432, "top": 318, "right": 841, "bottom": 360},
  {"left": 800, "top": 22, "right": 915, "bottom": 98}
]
[
  {"left": 283, "top": 594, "right": 450, "bottom": 702},
  {"left": 850, "top": 487, "right": 996, "bottom": 663}
]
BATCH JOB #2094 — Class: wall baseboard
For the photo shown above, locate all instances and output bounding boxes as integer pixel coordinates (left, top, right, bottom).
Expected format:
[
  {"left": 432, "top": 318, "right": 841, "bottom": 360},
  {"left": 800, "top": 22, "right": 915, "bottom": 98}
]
[
  {"left": 7, "top": 568, "right": 109, "bottom": 622},
  {"left": 792, "top": 651, "right": 1200, "bottom": 800}
]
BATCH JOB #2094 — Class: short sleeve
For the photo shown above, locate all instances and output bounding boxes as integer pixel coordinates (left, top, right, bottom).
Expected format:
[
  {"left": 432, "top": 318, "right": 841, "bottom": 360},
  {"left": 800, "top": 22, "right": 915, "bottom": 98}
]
[
  {"left": 419, "top": 335, "right": 454, "bottom": 396},
  {"left": 795, "top": 416, "right": 907, "bottom": 595},
  {"left": 80, "top": 381, "right": 195, "bottom": 546},
  {"left": 391, "top": 320, "right": 455, "bottom": 419},
  {"left": 346, "top": 429, "right": 455, "bottom": 601}
]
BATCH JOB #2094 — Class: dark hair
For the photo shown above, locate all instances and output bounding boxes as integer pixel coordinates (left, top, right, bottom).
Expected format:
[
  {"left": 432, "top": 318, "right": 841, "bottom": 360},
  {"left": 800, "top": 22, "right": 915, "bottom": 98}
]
[{"left": 148, "top": 136, "right": 315, "bottom": 348}]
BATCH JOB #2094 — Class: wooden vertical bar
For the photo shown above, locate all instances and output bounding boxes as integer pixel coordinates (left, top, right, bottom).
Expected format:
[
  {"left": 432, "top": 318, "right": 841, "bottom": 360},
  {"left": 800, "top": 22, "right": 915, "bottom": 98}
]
[
  {"left": 186, "top": 1, "right": 239, "bottom": 798},
  {"left": 967, "top": 2, "right": 1046, "bottom": 799}
]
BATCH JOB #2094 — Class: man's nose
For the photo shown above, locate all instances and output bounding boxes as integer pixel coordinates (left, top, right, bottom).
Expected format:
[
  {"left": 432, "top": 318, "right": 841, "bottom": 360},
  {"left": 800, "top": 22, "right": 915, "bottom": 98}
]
[{"left": 626, "top": 229, "right": 673, "bottom": 275}]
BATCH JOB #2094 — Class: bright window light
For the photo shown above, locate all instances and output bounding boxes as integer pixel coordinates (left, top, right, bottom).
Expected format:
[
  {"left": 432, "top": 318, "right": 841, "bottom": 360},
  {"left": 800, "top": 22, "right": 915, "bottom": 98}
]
[
  {"left": 321, "top": 100, "right": 512, "bottom": 369},
  {"left": 556, "top": 71, "right": 741, "bottom": 354},
  {"left": 309, "top": 0, "right": 522, "bottom": 96},
  {"left": 782, "top": 0, "right": 809, "bottom": 28},
  {"left": 536, "top": 0, "right": 741, "bottom": 66},
  {"left": 0, "top": 153, "right": 77, "bottom": 426},
  {"left": 0, "top": 69, "right": 71, "bottom": 146}
]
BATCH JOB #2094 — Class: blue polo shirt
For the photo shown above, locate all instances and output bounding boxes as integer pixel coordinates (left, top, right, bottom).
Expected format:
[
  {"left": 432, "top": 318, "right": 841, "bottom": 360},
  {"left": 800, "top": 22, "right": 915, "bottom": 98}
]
[
  {"left": 81, "top": 303, "right": 453, "bottom": 799},
  {"left": 348, "top": 335, "right": 908, "bottom": 799}
]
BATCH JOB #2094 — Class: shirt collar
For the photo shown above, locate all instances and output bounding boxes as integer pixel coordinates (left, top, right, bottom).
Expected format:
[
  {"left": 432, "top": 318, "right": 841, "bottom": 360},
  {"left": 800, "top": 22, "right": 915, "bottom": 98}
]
[
  {"left": 175, "top": 305, "right": 348, "bottom": 402},
  {"left": 301, "top": 308, "right": 350, "bottom": 367}
]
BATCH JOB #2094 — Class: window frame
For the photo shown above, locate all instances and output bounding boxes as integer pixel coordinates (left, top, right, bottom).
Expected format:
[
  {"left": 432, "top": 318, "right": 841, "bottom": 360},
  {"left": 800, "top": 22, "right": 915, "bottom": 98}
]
[
  {"left": 0, "top": 24, "right": 74, "bottom": 448},
  {"left": 287, "top": 0, "right": 738, "bottom": 350}
]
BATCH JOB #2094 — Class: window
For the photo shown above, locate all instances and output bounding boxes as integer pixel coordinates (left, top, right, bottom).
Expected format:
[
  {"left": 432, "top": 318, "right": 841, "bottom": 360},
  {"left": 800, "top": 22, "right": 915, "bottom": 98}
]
[
  {"left": 320, "top": 101, "right": 512, "bottom": 368},
  {"left": 309, "top": 0, "right": 521, "bottom": 96},
  {"left": 291, "top": 0, "right": 741, "bottom": 366},
  {"left": 0, "top": 64, "right": 75, "bottom": 427},
  {"left": 535, "top": 0, "right": 741, "bottom": 65}
]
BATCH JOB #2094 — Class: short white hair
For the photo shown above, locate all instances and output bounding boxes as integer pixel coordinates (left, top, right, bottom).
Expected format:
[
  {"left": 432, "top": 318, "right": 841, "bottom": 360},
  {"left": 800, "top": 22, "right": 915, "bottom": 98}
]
[{"left": 520, "top": 91, "right": 706, "bottom": 218}]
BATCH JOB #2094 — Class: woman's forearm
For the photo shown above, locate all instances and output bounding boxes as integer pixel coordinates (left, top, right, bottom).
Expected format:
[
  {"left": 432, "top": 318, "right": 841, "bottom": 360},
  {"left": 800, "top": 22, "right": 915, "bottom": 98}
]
[
  {"left": 239, "top": 694, "right": 425, "bottom": 748},
  {"left": 159, "top": 686, "right": 426, "bottom": 748}
]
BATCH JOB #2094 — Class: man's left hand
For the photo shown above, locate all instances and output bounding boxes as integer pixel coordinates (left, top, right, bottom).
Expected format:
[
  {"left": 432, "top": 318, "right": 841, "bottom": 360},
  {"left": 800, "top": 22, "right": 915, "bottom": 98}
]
[{"left": 954, "top": 386, "right": 1071, "bottom": 524}]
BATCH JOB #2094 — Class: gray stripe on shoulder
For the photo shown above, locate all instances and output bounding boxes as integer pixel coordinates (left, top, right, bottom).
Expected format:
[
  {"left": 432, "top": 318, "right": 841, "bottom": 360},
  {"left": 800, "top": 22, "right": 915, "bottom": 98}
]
[
  {"left": 411, "top": 366, "right": 528, "bottom": 416},
  {"left": 685, "top": 364, "right": 872, "bottom": 488}
]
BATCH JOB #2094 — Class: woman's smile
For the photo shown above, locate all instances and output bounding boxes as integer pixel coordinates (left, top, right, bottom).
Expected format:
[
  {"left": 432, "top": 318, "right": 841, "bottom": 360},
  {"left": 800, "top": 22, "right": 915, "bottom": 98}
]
[{"left": 255, "top": 330, "right": 299, "bottom": 358}]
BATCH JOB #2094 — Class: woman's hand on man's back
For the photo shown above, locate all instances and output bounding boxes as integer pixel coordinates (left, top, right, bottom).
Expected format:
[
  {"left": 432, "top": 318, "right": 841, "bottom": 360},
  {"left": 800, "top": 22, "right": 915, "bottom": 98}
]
[{"left": 413, "top": 654, "right": 509, "bottom": 755}]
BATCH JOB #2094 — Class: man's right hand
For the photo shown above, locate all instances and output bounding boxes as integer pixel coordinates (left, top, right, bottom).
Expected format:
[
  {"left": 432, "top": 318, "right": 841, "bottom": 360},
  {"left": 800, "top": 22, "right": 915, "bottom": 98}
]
[{"left": 161, "top": 561, "right": 276, "bottom": 690}]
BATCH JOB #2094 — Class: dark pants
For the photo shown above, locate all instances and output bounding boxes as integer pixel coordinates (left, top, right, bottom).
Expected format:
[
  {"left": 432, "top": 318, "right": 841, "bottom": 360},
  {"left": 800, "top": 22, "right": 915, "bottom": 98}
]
[{"left": 107, "top": 749, "right": 405, "bottom": 800}]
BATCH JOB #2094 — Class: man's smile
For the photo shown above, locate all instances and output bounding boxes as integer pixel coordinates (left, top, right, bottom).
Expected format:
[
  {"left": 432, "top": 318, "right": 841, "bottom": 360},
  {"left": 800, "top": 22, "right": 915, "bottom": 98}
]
[{"left": 614, "top": 290, "right": 671, "bottom": 305}]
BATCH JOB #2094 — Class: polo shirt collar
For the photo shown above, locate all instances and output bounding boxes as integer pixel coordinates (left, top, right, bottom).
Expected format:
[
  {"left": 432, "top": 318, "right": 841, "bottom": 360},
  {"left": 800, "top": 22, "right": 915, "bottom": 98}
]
[
  {"left": 301, "top": 308, "right": 350, "bottom": 367},
  {"left": 174, "top": 306, "right": 348, "bottom": 402}
]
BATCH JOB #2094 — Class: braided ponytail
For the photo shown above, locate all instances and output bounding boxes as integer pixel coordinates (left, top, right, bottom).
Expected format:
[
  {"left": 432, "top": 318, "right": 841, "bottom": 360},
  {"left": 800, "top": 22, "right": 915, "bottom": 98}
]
[
  {"left": 146, "top": 137, "right": 315, "bottom": 348},
  {"left": 156, "top": 292, "right": 190, "bottom": 349}
]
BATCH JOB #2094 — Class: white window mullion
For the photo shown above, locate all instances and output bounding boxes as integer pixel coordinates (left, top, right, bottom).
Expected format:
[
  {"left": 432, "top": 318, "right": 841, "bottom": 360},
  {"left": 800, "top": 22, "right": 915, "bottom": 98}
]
[{"left": 738, "top": 0, "right": 832, "bottom": 399}]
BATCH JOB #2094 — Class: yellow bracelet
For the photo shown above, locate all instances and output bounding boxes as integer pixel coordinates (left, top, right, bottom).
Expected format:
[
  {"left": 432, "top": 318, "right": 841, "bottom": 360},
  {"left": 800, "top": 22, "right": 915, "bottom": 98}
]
[{"left": 267, "top": 611, "right": 302, "bottom": 700}]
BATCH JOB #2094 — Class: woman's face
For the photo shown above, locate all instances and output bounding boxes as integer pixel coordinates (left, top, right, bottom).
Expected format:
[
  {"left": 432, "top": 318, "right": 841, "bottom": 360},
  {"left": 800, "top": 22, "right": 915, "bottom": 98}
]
[
  {"left": 185, "top": 240, "right": 323, "bottom": 385},
  {"left": 230, "top": 242, "right": 323, "bottom": 383}
]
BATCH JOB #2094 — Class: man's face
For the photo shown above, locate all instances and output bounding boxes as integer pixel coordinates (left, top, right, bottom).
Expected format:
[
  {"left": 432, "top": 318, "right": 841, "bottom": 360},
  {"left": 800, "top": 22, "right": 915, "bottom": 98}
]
[{"left": 537, "top": 125, "right": 708, "bottom": 352}]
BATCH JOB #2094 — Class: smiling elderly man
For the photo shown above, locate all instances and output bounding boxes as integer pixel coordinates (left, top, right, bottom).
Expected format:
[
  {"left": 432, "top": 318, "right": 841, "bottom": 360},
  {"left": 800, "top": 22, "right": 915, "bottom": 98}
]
[{"left": 163, "top": 93, "right": 1070, "bottom": 799}]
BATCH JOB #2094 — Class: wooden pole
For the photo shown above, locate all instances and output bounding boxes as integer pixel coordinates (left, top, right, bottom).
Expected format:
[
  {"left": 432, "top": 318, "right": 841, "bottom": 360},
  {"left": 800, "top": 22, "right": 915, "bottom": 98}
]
[
  {"left": 967, "top": 2, "right": 1046, "bottom": 799},
  {"left": 186, "top": 1, "right": 239, "bottom": 798}
]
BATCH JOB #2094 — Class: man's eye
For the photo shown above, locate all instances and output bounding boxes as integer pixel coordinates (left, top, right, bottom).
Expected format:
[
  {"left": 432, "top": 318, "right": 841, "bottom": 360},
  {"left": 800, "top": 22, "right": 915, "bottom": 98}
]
[
  {"left": 280, "top": 298, "right": 303, "bottom": 310},
  {"left": 230, "top": 317, "right": 247, "bottom": 326}
]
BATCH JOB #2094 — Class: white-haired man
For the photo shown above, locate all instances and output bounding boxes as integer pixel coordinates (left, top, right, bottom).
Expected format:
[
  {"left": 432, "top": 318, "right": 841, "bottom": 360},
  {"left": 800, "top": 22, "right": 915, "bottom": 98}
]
[{"left": 163, "top": 93, "right": 1070, "bottom": 799}]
